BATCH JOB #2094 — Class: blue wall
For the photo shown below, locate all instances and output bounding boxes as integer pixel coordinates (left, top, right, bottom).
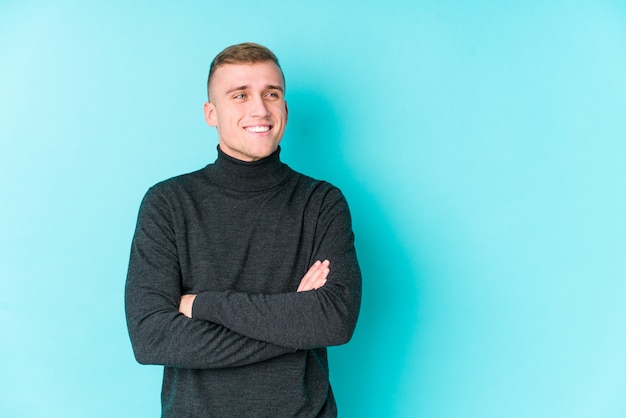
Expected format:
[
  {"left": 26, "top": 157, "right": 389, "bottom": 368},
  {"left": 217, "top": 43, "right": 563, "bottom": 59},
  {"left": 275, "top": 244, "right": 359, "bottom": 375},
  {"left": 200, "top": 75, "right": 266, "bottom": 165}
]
[{"left": 2, "top": 1, "right": 625, "bottom": 417}]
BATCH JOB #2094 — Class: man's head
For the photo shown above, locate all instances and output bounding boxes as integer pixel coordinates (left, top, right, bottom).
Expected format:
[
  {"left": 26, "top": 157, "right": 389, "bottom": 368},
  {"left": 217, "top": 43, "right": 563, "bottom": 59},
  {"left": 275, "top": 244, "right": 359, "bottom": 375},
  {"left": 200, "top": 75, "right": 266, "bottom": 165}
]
[{"left": 204, "top": 43, "right": 288, "bottom": 162}]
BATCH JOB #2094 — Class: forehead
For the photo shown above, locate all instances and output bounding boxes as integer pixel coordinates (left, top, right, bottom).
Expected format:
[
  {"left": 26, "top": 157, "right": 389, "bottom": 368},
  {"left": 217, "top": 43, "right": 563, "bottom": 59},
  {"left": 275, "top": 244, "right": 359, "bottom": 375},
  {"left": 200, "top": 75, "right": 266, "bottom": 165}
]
[{"left": 210, "top": 62, "right": 285, "bottom": 92}]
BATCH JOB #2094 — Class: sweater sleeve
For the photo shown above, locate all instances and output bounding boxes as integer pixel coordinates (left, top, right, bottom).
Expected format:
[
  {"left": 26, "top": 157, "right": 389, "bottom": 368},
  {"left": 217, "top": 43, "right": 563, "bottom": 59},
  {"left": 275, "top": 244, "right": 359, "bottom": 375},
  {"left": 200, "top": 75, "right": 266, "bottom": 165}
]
[
  {"left": 191, "top": 186, "right": 362, "bottom": 350},
  {"left": 124, "top": 188, "right": 294, "bottom": 369}
]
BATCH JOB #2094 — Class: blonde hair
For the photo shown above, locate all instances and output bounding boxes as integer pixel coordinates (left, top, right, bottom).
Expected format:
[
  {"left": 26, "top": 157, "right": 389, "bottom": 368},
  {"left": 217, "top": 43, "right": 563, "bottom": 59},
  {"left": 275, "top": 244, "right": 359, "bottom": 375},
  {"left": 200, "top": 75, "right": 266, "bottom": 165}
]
[{"left": 207, "top": 42, "right": 285, "bottom": 101}]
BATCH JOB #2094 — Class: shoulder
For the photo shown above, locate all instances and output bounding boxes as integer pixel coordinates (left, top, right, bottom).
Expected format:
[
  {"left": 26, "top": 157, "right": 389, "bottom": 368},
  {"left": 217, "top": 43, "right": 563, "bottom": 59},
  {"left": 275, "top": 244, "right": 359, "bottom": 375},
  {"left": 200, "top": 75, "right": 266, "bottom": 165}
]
[
  {"left": 152, "top": 166, "right": 207, "bottom": 190},
  {"left": 140, "top": 167, "right": 209, "bottom": 208},
  {"left": 287, "top": 166, "right": 340, "bottom": 192},
  {"left": 286, "top": 167, "right": 349, "bottom": 209}
]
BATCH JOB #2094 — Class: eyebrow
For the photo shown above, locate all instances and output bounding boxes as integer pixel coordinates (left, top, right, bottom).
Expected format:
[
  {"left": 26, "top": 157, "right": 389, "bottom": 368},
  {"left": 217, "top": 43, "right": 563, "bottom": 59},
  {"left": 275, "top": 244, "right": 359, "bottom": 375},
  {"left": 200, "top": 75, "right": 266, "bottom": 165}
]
[
  {"left": 225, "top": 85, "right": 249, "bottom": 95},
  {"left": 266, "top": 85, "right": 284, "bottom": 93},
  {"left": 225, "top": 84, "right": 284, "bottom": 95}
]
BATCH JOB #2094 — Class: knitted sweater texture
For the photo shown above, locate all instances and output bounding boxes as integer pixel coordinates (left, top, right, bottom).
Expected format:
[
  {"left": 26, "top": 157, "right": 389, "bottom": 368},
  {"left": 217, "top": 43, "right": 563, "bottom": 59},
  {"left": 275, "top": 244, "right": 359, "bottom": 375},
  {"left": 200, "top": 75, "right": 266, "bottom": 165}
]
[{"left": 125, "top": 148, "right": 361, "bottom": 417}]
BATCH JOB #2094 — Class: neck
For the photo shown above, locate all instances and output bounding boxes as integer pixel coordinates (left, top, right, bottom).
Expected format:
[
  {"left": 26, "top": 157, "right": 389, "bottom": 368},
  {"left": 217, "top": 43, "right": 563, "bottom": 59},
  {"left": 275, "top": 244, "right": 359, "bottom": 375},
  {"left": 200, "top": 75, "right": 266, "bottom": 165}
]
[{"left": 204, "top": 146, "right": 289, "bottom": 192}]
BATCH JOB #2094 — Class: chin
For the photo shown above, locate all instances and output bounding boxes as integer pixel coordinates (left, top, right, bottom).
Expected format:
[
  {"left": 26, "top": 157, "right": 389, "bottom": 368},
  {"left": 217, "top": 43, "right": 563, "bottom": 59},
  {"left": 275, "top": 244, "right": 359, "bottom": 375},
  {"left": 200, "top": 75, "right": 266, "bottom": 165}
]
[{"left": 253, "top": 145, "right": 278, "bottom": 158}]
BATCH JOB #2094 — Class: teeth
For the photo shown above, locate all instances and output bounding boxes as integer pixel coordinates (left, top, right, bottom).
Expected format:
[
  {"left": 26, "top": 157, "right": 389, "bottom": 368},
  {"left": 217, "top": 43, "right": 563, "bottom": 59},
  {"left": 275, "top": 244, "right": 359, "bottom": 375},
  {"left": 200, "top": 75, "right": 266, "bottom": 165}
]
[{"left": 245, "top": 126, "right": 270, "bottom": 133}]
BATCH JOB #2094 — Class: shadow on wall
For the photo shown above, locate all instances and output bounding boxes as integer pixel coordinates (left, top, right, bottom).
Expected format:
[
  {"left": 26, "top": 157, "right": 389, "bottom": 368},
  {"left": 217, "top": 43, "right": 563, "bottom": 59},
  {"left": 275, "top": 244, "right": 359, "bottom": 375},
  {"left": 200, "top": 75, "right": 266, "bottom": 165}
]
[{"left": 283, "top": 88, "right": 421, "bottom": 417}]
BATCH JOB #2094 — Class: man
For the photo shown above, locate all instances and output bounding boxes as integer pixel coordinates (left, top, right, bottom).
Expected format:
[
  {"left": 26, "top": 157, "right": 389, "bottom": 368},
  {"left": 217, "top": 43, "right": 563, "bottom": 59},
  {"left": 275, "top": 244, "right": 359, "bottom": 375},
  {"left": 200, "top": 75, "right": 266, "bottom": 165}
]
[{"left": 125, "top": 42, "right": 362, "bottom": 417}]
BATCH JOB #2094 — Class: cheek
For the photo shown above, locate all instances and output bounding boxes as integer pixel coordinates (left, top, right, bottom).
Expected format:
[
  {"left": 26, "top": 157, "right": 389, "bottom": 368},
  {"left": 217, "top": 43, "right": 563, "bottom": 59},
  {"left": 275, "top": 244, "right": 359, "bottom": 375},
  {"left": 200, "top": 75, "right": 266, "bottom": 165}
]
[
  {"left": 216, "top": 104, "right": 244, "bottom": 123},
  {"left": 273, "top": 105, "right": 288, "bottom": 121}
]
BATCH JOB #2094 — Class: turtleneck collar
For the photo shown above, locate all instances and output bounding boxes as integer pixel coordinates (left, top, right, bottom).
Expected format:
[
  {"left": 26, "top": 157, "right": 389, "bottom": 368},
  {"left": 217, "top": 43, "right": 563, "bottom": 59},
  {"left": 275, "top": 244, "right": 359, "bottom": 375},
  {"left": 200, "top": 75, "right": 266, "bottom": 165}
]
[{"left": 203, "top": 146, "right": 290, "bottom": 192}]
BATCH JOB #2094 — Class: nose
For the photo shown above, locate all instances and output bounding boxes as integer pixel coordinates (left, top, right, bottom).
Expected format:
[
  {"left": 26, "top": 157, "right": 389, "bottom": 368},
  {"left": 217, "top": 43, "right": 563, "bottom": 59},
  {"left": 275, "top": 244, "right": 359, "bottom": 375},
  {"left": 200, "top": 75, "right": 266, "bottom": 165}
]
[{"left": 249, "top": 95, "right": 270, "bottom": 117}]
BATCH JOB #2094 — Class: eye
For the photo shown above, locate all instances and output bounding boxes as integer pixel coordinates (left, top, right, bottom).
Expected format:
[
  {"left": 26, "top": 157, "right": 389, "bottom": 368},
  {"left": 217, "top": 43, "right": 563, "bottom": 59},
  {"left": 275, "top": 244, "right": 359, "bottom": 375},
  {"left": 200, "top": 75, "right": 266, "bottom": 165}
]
[
  {"left": 266, "top": 91, "right": 281, "bottom": 99},
  {"left": 233, "top": 93, "right": 246, "bottom": 99}
]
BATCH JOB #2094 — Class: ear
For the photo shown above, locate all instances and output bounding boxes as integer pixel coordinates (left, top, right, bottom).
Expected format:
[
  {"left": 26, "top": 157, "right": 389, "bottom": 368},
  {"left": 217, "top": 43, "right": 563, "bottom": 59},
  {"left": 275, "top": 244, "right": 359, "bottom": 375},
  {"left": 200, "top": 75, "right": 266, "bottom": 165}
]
[
  {"left": 204, "top": 102, "right": 217, "bottom": 127},
  {"left": 284, "top": 100, "right": 289, "bottom": 124}
]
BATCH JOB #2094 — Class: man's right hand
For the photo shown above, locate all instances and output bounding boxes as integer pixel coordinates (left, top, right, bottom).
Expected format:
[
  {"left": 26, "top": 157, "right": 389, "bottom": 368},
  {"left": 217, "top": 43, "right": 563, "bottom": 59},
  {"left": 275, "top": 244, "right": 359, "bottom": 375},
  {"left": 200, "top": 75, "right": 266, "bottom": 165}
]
[{"left": 297, "top": 260, "right": 330, "bottom": 292}]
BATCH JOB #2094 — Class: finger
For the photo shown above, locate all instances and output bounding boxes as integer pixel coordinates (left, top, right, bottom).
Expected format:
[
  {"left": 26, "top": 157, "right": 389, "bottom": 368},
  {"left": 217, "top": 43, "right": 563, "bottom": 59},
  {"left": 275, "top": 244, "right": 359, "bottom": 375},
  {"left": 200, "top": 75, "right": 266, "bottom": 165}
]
[
  {"left": 298, "top": 261, "right": 331, "bottom": 292},
  {"left": 297, "top": 260, "right": 331, "bottom": 291},
  {"left": 312, "top": 271, "right": 329, "bottom": 290},
  {"left": 297, "top": 262, "right": 323, "bottom": 292},
  {"left": 301, "top": 260, "right": 322, "bottom": 281},
  {"left": 300, "top": 260, "right": 326, "bottom": 284}
]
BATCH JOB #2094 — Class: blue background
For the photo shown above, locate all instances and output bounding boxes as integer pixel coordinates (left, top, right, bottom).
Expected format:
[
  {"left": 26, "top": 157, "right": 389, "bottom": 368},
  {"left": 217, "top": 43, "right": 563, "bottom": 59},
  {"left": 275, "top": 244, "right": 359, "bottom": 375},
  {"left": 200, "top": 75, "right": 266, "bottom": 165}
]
[{"left": 2, "top": 1, "right": 625, "bottom": 417}]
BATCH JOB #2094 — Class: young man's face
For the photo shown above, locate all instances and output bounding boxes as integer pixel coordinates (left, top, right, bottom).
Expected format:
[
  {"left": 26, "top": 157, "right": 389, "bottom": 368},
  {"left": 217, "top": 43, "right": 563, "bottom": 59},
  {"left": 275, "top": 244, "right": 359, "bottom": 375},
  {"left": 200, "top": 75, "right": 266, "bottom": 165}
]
[{"left": 204, "top": 61, "right": 288, "bottom": 162}]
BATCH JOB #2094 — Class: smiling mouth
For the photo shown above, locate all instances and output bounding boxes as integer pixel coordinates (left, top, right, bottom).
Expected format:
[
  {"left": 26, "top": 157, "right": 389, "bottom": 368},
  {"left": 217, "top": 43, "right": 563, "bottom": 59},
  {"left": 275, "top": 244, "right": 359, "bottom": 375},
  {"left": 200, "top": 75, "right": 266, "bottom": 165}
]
[{"left": 244, "top": 125, "right": 271, "bottom": 133}]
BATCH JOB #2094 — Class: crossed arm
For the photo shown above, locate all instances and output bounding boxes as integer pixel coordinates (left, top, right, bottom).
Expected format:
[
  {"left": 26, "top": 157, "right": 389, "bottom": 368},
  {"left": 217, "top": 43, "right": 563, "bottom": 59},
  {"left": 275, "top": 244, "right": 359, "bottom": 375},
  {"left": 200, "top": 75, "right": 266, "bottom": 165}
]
[
  {"left": 126, "top": 185, "right": 360, "bottom": 369},
  {"left": 179, "top": 259, "right": 331, "bottom": 317}
]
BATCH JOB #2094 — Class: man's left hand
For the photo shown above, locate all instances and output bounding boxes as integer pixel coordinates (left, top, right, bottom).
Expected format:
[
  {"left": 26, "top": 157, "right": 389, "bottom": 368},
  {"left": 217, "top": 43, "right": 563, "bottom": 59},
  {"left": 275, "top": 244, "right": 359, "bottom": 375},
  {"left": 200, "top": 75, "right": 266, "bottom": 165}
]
[{"left": 179, "top": 294, "right": 197, "bottom": 318}]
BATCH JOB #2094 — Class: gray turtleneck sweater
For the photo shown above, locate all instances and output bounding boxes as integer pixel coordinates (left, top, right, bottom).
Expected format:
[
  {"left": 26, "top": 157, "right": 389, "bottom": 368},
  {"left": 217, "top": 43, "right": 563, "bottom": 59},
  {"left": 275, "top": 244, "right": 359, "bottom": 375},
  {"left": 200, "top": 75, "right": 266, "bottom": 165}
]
[{"left": 125, "top": 147, "right": 361, "bottom": 417}]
